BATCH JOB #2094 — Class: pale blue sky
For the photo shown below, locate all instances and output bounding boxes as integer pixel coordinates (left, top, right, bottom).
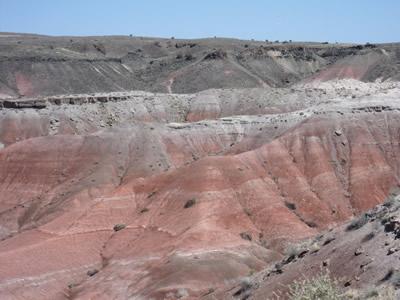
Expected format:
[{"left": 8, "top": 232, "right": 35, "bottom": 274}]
[{"left": 0, "top": 0, "right": 399, "bottom": 43}]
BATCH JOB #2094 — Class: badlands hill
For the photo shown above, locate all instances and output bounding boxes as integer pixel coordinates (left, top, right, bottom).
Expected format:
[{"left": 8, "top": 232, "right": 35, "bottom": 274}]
[
  {"left": 0, "top": 34, "right": 400, "bottom": 300},
  {"left": 0, "top": 33, "right": 400, "bottom": 97}
]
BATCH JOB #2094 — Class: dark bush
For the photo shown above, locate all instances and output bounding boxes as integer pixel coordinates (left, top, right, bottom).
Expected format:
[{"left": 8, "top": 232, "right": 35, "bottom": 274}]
[
  {"left": 87, "top": 269, "right": 99, "bottom": 277},
  {"left": 305, "top": 220, "right": 317, "bottom": 228},
  {"left": 240, "top": 232, "right": 252, "bottom": 241},
  {"left": 204, "top": 49, "right": 227, "bottom": 60},
  {"left": 323, "top": 235, "right": 335, "bottom": 245},
  {"left": 148, "top": 189, "right": 158, "bottom": 198},
  {"left": 284, "top": 201, "right": 296, "bottom": 210},
  {"left": 184, "top": 198, "right": 196, "bottom": 208},
  {"left": 113, "top": 224, "right": 126, "bottom": 232},
  {"left": 184, "top": 53, "right": 194, "bottom": 60},
  {"left": 347, "top": 212, "right": 369, "bottom": 231}
]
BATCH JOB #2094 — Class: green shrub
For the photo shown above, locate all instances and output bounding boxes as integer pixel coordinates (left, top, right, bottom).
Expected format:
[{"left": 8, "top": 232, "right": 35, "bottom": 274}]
[
  {"left": 113, "top": 224, "right": 126, "bottom": 232},
  {"left": 284, "top": 244, "right": 302, "bottom": 258},
  {"left": 383, "top": 196, "right": 395, "bottom": 208},
  {"left": 87, "top": 269, "right": 99, "bottom": 277},
  {"left": 184, "top": 198, "right": 196, "bottom": 208},
  {"left": 284, "top": 201, "right": 296, "bottom": 210},
  {"left": 323, "top": 235, "right": 335, "bottom": 245},
  {"left": 389, "top": 187, "right": 400, "bottom": 196},
  {"left": 288, "top": 270, "right": 340, "bottom": 300},
  {"left": 184, "top": 53, "right": 194, "bottom": 60},
  {"left": 240, "top": 232, "right": 252, "bottom": 241},
  {"left": 305, "top": 220, "right": 317, "bottom": 228},
  {"left": 148, "top": 189, "right": 158, "bottom": 198},
  {"left": 233, "top": 277, "right": 252, "bottom": 297},
  {"left": 347, "top": 212, "right": 369, "bottom": 231},
  {"left": 385, "top": 268, "right": 400, "bottom": 287},
  {"left": 369, "top": 286, "right": 396, "bottom": 299}
]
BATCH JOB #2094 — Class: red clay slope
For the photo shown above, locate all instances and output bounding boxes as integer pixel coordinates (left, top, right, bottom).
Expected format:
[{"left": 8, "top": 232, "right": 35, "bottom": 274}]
[{"left": 1, "top": 104, "right": 400, "bottom": 298}]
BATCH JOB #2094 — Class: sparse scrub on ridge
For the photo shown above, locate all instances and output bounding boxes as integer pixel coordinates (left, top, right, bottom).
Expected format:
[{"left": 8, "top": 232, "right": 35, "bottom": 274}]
[
  {"left": 113, "top": 224, "right": 126, "bottom": 232},
  {"left": 184, "top": 53, "right": 194, "bottom": 60},
  {"left": 284, "top": 201, "right": 296, "bottom": 210},
  {"left": 383, "top": 187, "right": 400, "bottom": 208},
  {"left": 366, "top": 286, "right": 396, "bottom": 300},
  {"left": 323, "top": 235, "right": 335, "bottom": 245},
  {"left": 347, "top": 212, "right": 369, "bottom": 231},
  {"left": 148, "top": 189, "right": 158, "bottom": 198},
  {"left": 284, "top": 244, "right": 302, "bottom": 258},
  {"left": 383, "top": 196, "right": 396, "bottom": 208},
  {"left": 184, "top": 198, "right": 196, "bottom": 208},
  {"left": 310, "top": 243, "right": 320, "bottom": 253},
  {"left": 284, "top": 238, "right": 313, "bottom": 258},
  {"left": 385, "top": 267, "right": 400, "bottom": 287},
  {"left": 305, "top": 220, "right": 317, "bottom": 228},
  {"left": 233, "top": 277, "right": 253, "bottom": 297},
  {"left": 240, "top": 231, "right": 252, "bottom": 241},
  {"left": 287, "top": 269, "right": 341, "bottom": 300},
  {"left": 350, "top": 285, "right": 398, "bottom": 300}
]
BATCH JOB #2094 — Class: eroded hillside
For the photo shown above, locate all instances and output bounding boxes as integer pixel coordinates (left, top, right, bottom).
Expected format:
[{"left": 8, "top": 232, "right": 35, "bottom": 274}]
[
  {"left": 0, "top": 77, "right": 400, "bottom": 299},
  {"left": 1, "top": 33, "right": 400, "bottom": 98}
]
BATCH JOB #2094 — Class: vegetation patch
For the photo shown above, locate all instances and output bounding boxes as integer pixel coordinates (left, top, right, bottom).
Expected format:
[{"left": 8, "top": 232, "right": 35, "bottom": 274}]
[
  {"left": 287, "top": 270, "right": 340, "bottom": 300},
  {"left": 284, "top": 244, "right": 302, "bottom": 258},
  {"left": 305, "top": 220, "right": 317, "bottom": 228},
  {"left": 347, "top": 212, "right": 369, "bottom": 231},
  {"left": 204, "top": 49, "right": 227, "bottom": 60},
  {"left": 113, "top": 224, "right": 126, "bottom": 232},
  {"left": 184, "top": 198, "right": 196, "bottom": 208},
  {"left": 87, "top": 269, "right": 99, "bottom": 277},
  {"left": 240, "top": 232, "right": 252, "bottom": 241},
  {"left": 384, "top": 267, "right": 400, "bottom": 287},
  {"left": 284, "top": 201, "right": 296, "bottom": 210},
  {"left": 148, "top": 189, "right": 158, "bottom": 198}
]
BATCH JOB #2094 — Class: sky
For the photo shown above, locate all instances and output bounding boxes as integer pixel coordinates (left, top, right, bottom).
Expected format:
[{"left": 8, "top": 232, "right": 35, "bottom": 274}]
[{"left": 0, "top": 0, "right": 399, "bottom": 43}]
